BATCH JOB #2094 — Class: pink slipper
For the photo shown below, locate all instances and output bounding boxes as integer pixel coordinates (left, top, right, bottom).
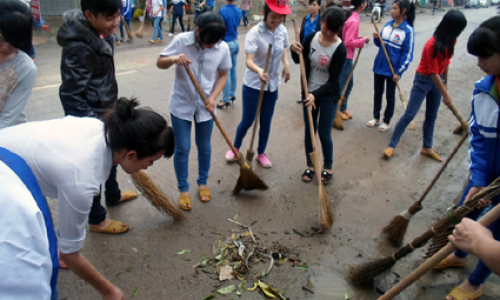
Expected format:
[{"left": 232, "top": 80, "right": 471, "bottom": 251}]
[
  {"left": 257, "top": 154, "right": 272, "bottom": 168},
  {"left": 226, "top": 148, "right": 239, "bottom": 161}
]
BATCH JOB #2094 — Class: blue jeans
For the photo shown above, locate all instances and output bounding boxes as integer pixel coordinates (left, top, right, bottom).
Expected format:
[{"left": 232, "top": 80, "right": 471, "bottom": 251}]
[
  {"left": 88, "top": 166, "right": 121, "bottom": 225},
  {"left": 388, "top": 74, "right": 443, "bottom": 149},
  {"left": 339, "top": 59, "right": 354, "bottom": 112},
  {"left": 454, "top": 180, "right": 500, "bottom": 286},
  {"left": 153, "top": 17, "right": 163, "bottom": 41},
  {"left": 234, "top": 85, "right": 278, "bottom": 155},
  {"left": 171, "top": 114, "right": 214, "bottom": 192},
  {"left": 303, "top": 94, "right": 338, "bottom": 169},
  {"left": 242, "top": 10, "right": 249, "bottom": 27},
  {"left": 119, "top": 18, "right": 131, "bottom": 40},
  {"left": 171, "top": 13, "right": 185, "bottom": 33},
  {"left": 222, "top": 40, "right": 240, "bottom": 103}
]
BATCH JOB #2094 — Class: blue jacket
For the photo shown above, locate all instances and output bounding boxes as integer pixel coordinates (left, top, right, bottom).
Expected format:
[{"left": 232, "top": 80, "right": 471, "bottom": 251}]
[
  {"left": 121, "top": 0, "right": 132, "bottom": 20},
  {"left": 373, "top": 19, "right": 414, "bottom": 77},
  {"left": 468, "top": 75, "right": 500, "bottom": 188}
]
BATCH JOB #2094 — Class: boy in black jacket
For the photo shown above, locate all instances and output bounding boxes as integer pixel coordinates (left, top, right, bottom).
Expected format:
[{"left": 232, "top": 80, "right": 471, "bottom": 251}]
[{"left": 57, "top": 0, "right": 138, "bottom": 237}]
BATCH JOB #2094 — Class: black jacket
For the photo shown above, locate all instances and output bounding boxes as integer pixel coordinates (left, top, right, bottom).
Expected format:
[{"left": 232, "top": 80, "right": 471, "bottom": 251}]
[
  {"left": 291, "top": 32, "right": 347, "bottom": 103},
  {"left": 299, "top": 13, "right": 321, "bottom": 44},
  {"left": 57, "top": 10, "right": 118, "bottom": 117}
]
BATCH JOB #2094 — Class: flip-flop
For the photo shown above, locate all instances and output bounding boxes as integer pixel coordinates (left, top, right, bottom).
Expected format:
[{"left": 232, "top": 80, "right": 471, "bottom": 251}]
[
  {"left": 199, "top": 188, "right": 211, "bottom": 202},
  {"left": 90, "top": 220, "right": 129, "bottom": 234},
  {"left": 301, "top": 168, "right": 315, "bottom": 182},
  {"left": 434, "top": 258, "right": 467, "bottom": 269},
  {"left": 344, "top": 111, "right": 353, "bottom": 119},
  {"left": 382, "top": 147, "right": 394, "bottom": 158},
  {"left": 421, "top": 151, "right": 443, "bottom": 162},
  {"left": 179, "top": 195, "right": 192, "bottom": 210},
  {"left": 341, "top": 113, "right": 349, "bottom": 120},
  {"left": 446, "top": 286, "right": 483, "bottom": 300},
  {"left": 108, "top": 190, "right": 139, "bottom": 206}
]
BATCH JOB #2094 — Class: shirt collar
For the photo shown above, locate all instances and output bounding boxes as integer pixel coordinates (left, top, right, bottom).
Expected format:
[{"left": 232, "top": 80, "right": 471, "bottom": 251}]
[
  {"left": 258, "top": 21, "right": 279, "bottom": 34},
  {"left": 185, "top": 31, "right": 221, "bottom": 49}
]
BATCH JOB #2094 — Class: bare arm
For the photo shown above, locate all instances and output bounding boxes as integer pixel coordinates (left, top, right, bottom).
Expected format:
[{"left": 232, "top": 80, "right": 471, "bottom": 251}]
[
  {"left": 157, "top": 54, "right": 192, "bottom": 69},
  {"left": 431, "top": 73, "right": 452, "bottom": 106},
  {"left": 246, "top": 53, "right": 269, "bottom": 83},
  {"left": 281, "top": 48, "right": 290, "bottom": 83},
  {"left": 443, "top": 65, "right": 449, "bottom": 88},
  {"left": 205, "top": 69, "right": 228, "bottom": 113},
  {"left": 60, "top": 251, "right": 124, "bottom": 299}
]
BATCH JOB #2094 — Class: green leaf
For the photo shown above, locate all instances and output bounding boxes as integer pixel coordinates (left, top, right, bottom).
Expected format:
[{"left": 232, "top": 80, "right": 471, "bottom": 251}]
[
  {"left": 234, "top": 214, "right": 239, "bottom": 221},
  {"left": 217, "top": 285, "right": 236, "bottom": 294},
  {"left": 261, "top": 269, "right": 266, "bottom": 277},
  {"left": 236, "top": 291, "right": 241, "bottom": 296},
  {"left": 215, "top": 254, "right": 222, "bottom": 260},
  {"left": 132, "top": 247, "right": 138, "bottom": 253},
  {"left": 202, "top": 294, "right": 216, "bottom": 300},
  {"left": 125, "top": 267, "right": 134, "bottom": 272},
  {"left": 344, "top": 293, "right": 349, "bottom": 300},
  {"left": 298, "top": 265, "right": 308, "bottom": 269},
  {"left": 239, "top": 281, "right": 247, "bottom": 292},
  {"left": 177, "top": 249, "right": 191, "bottom": 255},
  {"left": 183, "top": 257, "right": 191, "bottom": 261},
  {"left": 133, "top": 288, "right": 140, "bottom": 296},
  {"left": 202, "top": 269, "right": 213, "bottom": 274},
  {"left": 144, "top": 252, "right": 149, "bottom": 256}
]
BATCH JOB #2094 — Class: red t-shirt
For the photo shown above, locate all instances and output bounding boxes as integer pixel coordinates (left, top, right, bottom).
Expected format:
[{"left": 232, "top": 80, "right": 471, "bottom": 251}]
[{"left": 416, "top": 37, "right": 454, "bottom": 75}]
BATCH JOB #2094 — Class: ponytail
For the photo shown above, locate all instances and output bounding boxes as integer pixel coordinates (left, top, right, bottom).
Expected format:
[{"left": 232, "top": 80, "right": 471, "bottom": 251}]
[
  {"left": 103, "top": 97, "right": 175, "bottom": 159},
  {"left": 394, "top": 0, "right": 415, "bottom": 27}
]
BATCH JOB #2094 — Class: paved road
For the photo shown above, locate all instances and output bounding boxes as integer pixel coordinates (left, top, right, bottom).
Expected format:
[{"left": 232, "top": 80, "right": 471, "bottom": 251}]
[{"left": 28, "top": 6, "right": 500, "bottom": 300}]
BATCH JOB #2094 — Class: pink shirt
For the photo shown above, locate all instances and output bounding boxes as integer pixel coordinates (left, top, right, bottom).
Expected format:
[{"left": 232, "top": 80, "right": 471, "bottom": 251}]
[{"left": 341, "top": 12, "right": 365, "bottom": 60}]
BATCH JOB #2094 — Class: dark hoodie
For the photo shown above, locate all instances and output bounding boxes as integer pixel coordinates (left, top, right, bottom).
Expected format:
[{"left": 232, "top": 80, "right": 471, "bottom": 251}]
[{"left": 58, "top": 10, "right": 118, "bottom": 117}]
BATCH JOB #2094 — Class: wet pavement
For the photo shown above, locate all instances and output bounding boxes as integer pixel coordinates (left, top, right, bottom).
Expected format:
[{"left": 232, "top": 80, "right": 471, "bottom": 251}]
[{"left": 28, "top": 6, "right": 500, "bottom": 300}]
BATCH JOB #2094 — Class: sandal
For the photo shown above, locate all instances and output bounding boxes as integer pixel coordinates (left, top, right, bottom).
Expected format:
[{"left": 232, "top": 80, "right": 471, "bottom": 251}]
[
  {"left": 382, "top": 147, "right": 394, "bottom": 158},
  {"left": 421, "top": 150, "right": 443, "bottom": 162},
  {"left": 341, "top": 113, "right": 349, "bottom": 120},
  {"left": 179, "top": 195, "right": 192, "bottom": 210},
  {"left": 108, "top": 190, "right": 139, "bottom": 206},
  {"left": 199, "top": 188, "right": 211, "bottom": 202},
  {"left": 379, "top": 122, "right": 390, "bottom": 131},
  {"left": 434, "top": 257, "right": 467, "bottom": 270},
  {"left": 367, "top": 119, "right": 380, "bottom": 127},
  {"left": 446, "top": 286, "right": 483, "bottom": 300},
  {"left": 301, "top": 168, "right": 315, "bottom": 182},
  {"left": 90, "top": 220, "right": 129, "bottom": 234},
  {"left": 321, "top": 171, "right": 333, "bottom": 184},
  {"left": 343, "top": 110, "right": 353, "bottom": 119}
]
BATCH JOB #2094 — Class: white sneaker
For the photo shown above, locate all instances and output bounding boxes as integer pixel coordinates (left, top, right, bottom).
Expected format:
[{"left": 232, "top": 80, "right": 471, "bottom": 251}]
[
  {"left": 367, "top": 119, "right": 380, "bottom": 127},
  {"left": 379, "top": 122, "right": 390, "bottom": 131},
  {"left": 168, "top": 33, "right": 174, "bottom": 37}
]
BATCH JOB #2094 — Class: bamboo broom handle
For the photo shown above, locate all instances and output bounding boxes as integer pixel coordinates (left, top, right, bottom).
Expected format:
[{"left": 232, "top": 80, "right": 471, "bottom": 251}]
[
  {"left": 338, "top": 48, "right": 362, "bottom": 107},
  {"left": 185, "top": 65, "right": 239, "bottom": 155},
  {"left": 248, "top": 44, "right": 273, "bottom": 152},
  {"left": 447, "top": 103, "right": 468, "bottom": 130},
  {"left": 416, "top": 132, "right": 468, "bottom": 206},
  {"left": 378, "top": 202, "right": 500, "bottom": 300},
  {"left": 293, "top": 20, "right": 317, "bottom": 153}
]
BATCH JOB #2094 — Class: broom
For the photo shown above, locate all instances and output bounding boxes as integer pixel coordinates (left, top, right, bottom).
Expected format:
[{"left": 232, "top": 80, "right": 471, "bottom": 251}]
[
  {"left": 347, "top": 176, "right": 500, "bottom": 287},
  {"left": 246, "top": 44, "right": 273, "bottom": 163},
  {"left": 333, "top": 48, "right": 362, "bottom": 130},
  {"left": 131, "top": 171, "right": 184, "bottom": 221},
  {"left": 373, "top": 22, "right": 416, "bottom": 130},
  {"left": 381, "top": 132, "right": 468, "bottom": 247},
  {"left": 378, "top": 202, "right": 500, "bottom": 300},
  {"left": 135, "top": 7, "right": 148, "bottom": 38},
  {"left": 184, "top": 65, "right": 268, "bottom": 195},
  {"left": 121, "top": 15, "right": 134, "bottom": 42},
  {"left": 293, "top": 20, "right": 334, "bottom": 230},
  {"left": 447, "top": 102, "right": 468, "bottom": 133}
]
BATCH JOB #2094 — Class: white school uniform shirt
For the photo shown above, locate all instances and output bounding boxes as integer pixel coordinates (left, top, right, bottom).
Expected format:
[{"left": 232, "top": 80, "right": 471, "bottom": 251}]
[
  {"left": 0, "top": 117, "right": 112, "bottom": 254},
  {"left": 0, "top": 161, "right": 52, "bottom": 300},
  {"left": 244, "top": 21, "right": 289, "bottom": 93},
  {"left": 152, "top": 0, "right": 164, "bottom": 17},
  {"left": 160, "top": 31, "right": 232, "bottom": 123}
]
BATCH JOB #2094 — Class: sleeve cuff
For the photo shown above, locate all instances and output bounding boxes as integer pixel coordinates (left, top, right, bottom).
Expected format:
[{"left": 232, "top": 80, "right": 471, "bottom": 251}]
[{"left": 57, "top": 228, "right": 86, "bottom": 254}]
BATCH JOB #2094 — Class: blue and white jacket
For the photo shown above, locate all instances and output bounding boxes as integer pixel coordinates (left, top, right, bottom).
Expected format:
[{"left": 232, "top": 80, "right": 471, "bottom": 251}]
[
  {"left": 373, "top": 19, "right": 414, "bottom": 78},
  {"left": 121, "top": 0, "right": 132, "bottom": 21},
  {"left": 468, "top": 75, "right": 500, "bottom": 188}
]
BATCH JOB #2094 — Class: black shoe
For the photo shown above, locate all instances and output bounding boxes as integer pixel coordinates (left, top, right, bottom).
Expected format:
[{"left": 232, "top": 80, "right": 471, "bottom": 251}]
[
  {"left": 217, "top": 101, "right": 230, "bottom": 109},
  {"left": 301, "top": 168, "right": 315, "bottom": 182},
  {"left": 321, "top": 171, "right": 333, "bottom": 184},
  {"left": 229, "top": 96, "right": 236, "bottom": 104}
]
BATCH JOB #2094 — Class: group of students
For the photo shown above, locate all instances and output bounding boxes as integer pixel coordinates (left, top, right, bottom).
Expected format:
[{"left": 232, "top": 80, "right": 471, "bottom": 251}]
[{"left": 2, "top": 0, "right": 500, "bottom": 299}]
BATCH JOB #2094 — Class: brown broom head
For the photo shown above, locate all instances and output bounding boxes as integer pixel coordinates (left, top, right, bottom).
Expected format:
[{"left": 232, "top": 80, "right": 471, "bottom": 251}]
[
  {"left": 131, "top": 171, "right": 185, "bottom": 221},
  {"left": 232, "top": 155, "right": 268, "bottom": 195},
  {"left": 246, "top": 149, "right": 255, "bottom": 163},
  {"left": 399, "top": 93, "right": 416, "bottom": 131},
  {"left": 453, "top": 124, "right": 465, "bottom": 135},
  {"left": 347, "top": 256, "right": 396, "bottom": 287},
  {"left": 135, "top": 27, "right": 144, "bottom": 38},
  {"left": 381, "top": 201, "right": 423, "bottom": 247},
  {"left": 332, "top": 113, "right": 344, "bottom": 130},
  {"left": 319, "top": 183, "right": 334, "bottom": 229}
]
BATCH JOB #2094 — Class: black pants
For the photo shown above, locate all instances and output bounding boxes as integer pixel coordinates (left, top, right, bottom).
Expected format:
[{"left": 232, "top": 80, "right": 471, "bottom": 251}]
[
  {"left": 171, "top": 13, "right": 185, "bottom": 33},
  {"left": 88, "top": 166, "right": 121, "bottom": 225},
  {"left": 373, "top": 73, "right": 396, "bottom": 124}
]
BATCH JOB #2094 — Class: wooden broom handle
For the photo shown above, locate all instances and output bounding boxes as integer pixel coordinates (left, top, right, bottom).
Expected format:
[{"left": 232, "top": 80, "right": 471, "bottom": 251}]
[
  {"left": 448, "top": 103, "right": 468, "bottom": 129},
  {"left": 339, "top": 48, "right": 362, "bottom": 104},
  {"left": 378, "top": 202, "right": 500, "bottom": 300},
  {"left": 373, "top": 22, "right": 404, "bottom": 95},
  {"left": 416, "top": 132, "right": 468, "bottom": 206},
  {"left": 293, "top": 20, "right": 317, "bottom": 153},
  {"left": 121, "top": 15, "right": 132, "bottom": 32},
  {"left": 140, "top": 6, "right": 147, "bottom": 27},
  {"left": 184, "top": 65, "right": 239, "bottom": 155},
  {"left": 248, "top": 44, "right": 273, "bottom": 151}
]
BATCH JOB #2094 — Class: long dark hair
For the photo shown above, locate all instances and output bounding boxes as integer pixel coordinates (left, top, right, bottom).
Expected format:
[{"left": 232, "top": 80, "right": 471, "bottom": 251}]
[
  {"left": 321, "top": 6, "right": 346, "bottom": 33},
  {"left": 0, "top": 0, "right": 33, "bottom": 53},
  {"left": 467, "top": 15, "right": 500, "bottom": 58},
  {"left": 433, "top": 10, "right": 467, "bottom": 58},
  {"left": 196, "top": 11, "right": 226, "bottom": 45},
  {"left": 346, "top": 0, "right": 367, "bottom": 19},
  {"left": 103, "top": 98, "right": 175, "bottom": 159},
  {"left": 393, "top": 0, "right": 415, "bottom": 27}
]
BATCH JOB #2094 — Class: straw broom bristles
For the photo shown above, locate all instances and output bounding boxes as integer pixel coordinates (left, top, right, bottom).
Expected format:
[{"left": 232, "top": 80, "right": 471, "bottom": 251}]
[
  {"left": 131, "top": 171, "right": 184, "bottom": 221},
  {"left": 135, "top": 8, "right": 147, "bottom": 38},
  {"left": 348, "top": 177, "right": 500, "bottom": 287},
  {"left": 381, "top": 133, "right": 467, "bottom": 247},
  {"left": 232, "top": 155, "right": 268, "bottom": 194},
  {"left": 121, "top": 16, "right": 134, "bottom": 41}
]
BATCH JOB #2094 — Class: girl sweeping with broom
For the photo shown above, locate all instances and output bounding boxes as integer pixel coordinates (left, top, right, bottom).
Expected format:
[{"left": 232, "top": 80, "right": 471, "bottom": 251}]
[
  {"left": 157, "top": 11, "right": 230, "bottom": 210},
  {"left": 291, "top": 6, "right": 347, "bottom": 184},
  {"left": 433, "top": 16, "right": 500, "bottom": 300},
  {"left": 381, "top": 10, "right": 467, "bottom": 161},
  {"left": 367, "top": 0, "right": 415, "bottom": 132},
  {"left": 225, "top": 0, "right": 292, "bottom": 168}
]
